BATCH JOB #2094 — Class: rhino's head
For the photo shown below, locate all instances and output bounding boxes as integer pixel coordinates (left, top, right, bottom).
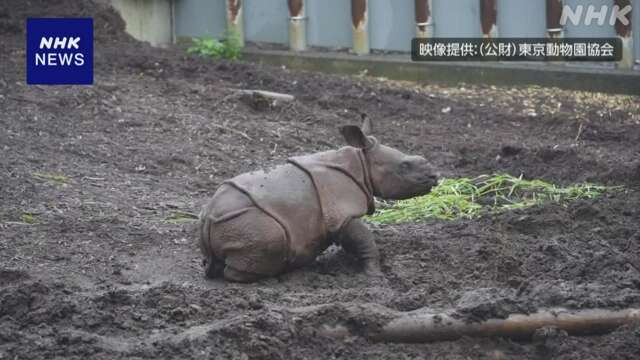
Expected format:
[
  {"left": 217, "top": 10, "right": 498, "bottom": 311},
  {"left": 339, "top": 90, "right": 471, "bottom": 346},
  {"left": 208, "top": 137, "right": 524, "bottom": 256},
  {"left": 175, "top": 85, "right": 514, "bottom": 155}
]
[{"left": 340, "top": 116, "right": 439, "bottom": 200}]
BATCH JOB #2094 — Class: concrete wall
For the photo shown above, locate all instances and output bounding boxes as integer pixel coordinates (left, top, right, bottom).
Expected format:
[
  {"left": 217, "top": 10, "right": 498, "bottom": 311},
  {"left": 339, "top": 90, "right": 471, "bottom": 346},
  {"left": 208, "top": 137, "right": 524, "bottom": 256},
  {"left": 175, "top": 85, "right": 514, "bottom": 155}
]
[
  {"left": 113, "top": 0, "right": 638, "bottom": 71},
  {"left": 111, "top": 0, "right": 172, "bottom": 47},
  {"left": 244, "top": 0, "right": 289, "bottom": 45},
  {"left": 432, "top": 0, "right": 482, "bottom": 37},
  {"left": 174, "top": 0, "right": 225, "bottom": 39},
  {"left": 497, "top": 0, "right": 546, "bottom": 37},
  {"left": 307, "top": 0, "right": 352, "bottom": 48},
  {"left": 369, "top": 0, "right": 414, "bottom": 51}
]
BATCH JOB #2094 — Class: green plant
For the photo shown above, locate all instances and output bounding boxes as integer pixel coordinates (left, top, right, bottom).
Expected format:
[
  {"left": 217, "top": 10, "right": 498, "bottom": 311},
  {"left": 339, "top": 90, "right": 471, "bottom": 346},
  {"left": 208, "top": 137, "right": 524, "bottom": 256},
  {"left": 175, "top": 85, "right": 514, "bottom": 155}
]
[
  {"left": 32, "top": 172, "right": 70, "bottom": 185},
  {"left": 187, "top": 29, "right": 242, "bottom": 60},
  {"left": 367, "top": 174, "right": 621, "bottom": 224},
  {"left": 21, "top": 211, "right": 36, "bottom": 224},
  {"left": 164, "top": 210, "right": 199, "bottom": 224}
]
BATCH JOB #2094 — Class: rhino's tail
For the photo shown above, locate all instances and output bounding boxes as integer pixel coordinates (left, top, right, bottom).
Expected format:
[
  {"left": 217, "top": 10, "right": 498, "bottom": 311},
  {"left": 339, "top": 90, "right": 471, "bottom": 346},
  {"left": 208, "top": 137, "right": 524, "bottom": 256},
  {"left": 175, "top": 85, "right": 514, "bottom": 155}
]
[{"left": 199, "top": 210, "right": 224, "bottom": 278}]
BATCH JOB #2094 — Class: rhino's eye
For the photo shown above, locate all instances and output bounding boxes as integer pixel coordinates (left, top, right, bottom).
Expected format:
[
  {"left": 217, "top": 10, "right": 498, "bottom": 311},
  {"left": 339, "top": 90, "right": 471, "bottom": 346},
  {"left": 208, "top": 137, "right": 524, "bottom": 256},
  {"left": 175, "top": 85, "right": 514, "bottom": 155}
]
[{"left": 399, "top": 161, "right": 412, "bottom": 173}]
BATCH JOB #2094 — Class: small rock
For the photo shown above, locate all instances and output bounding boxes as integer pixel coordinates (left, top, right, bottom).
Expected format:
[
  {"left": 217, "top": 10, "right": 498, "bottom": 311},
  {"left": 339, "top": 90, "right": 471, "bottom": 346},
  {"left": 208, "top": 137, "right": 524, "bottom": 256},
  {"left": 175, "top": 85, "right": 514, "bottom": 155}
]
[{"left": 248, "top": 295, "right": 263, "bottom": 310}]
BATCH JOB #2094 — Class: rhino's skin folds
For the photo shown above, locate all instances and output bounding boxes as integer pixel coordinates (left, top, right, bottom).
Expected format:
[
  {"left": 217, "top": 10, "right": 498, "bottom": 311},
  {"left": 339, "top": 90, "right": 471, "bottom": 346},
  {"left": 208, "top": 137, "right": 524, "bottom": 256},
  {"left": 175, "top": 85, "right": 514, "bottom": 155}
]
[
  {"left": 200, "top": 146, "right": 374, "bottom": 278},
  {"left": 200, "top": 117, "right": 438, "bottom": 282}
]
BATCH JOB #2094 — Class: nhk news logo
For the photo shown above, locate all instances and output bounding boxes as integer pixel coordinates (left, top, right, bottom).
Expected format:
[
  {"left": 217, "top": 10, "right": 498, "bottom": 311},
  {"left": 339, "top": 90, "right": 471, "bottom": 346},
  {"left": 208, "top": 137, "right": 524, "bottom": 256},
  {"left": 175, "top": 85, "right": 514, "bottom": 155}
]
[{"left": 26, "top": 18, "right": 93, "bottom": 85}]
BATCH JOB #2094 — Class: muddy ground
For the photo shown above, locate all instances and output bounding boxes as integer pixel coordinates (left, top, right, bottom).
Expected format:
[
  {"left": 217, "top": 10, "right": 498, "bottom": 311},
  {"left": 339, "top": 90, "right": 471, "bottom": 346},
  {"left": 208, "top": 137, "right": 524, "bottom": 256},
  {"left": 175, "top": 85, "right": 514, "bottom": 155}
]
[{"left": 1, "top": 1, "right": 640, "bottom": 359}]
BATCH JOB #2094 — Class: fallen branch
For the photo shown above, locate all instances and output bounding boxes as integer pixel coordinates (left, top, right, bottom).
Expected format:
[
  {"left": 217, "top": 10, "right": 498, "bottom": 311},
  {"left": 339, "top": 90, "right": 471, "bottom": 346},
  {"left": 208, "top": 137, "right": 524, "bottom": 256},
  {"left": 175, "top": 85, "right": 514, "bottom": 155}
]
[
  {"left": 292, "top": 304, "right": 640, "bottom": 343},
  {"left": 378, "top": 308, "right": 640, "bottom": 343},
  {"left": 1, "top": 221, "right": 34, "bottom": 226},
  {"left": 575, "top": 122, "right": 584, "bottom": 142},
  {"left": 237, "top": 89, "right": 295, "bottom": 102},
  {"left": 211, "top": 123, "right": 252, "bottom": 141}
]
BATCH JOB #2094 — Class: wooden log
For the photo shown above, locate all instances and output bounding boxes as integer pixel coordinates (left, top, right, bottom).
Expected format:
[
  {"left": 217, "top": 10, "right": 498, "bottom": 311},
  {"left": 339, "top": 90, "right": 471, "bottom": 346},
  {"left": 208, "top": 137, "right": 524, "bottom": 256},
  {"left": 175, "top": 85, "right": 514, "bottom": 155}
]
[
  {"left": 546, "top": 0, "right": 564, "bottom": 38},
  {"left": 288, "top": 0, "right": 307, "bottom": 51},
  {"left": 614, "top": 0, "right": 633, "bottom": 69},
  {"left": 480, "top": 0, "right": 497, "bottom": 38},
  {"left": 297, "top": 304, "right": 640, "bottom": 343},
  {"left": 351, "top": 0, "right": 369, "bottom": 55},
  {"left": 378, "top": 308, "right": 640, "bottom": 343},
  {"left": 414, "top": 0, "right": 433, "bottom": 39},
  {"left": 226, "top": 0, "right": 244, "bottom": 46},
  {"left": 237, "top": 89, "right": 295, "bottom": 102}
]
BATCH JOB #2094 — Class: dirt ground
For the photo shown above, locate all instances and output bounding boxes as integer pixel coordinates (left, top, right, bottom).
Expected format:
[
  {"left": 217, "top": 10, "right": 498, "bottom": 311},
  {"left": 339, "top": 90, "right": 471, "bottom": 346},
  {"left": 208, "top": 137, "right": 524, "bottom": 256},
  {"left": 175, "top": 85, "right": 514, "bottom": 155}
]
[{"left": 2, "top": 1, "right": 640, "bottom": 359}]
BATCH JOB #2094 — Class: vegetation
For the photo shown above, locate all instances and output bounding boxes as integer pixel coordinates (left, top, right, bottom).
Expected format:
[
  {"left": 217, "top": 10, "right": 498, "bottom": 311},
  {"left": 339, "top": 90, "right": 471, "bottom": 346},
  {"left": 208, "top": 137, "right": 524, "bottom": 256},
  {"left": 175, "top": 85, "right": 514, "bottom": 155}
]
[
  {"left": 367, "top": 174, "right": 620, "bottom": 224},
  {"left": 187, "top": 29, "right": 242, "bottom": 60},
  {"left": 164, "top": 210, "right": 199, "bottom": 224},
  {"left": 21, "top": 211, "right": 36, "bottom": 224},
  {"left": 32, "top": 172, "right": 70, "bottom": 185}
]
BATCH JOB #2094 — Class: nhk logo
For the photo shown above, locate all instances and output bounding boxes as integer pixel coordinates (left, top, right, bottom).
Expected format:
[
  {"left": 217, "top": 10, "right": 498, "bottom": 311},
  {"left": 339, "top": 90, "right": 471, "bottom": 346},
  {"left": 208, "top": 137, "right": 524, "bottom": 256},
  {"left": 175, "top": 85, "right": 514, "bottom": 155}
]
[
  {"left": 561, "top": 4, "right": 632, "bottom": 27},
  {"left": 26, "top": 18, "right": 93, "bottom": 85},
  {"left": 36, "top": 36, "right": 85, "bottom": 66}
]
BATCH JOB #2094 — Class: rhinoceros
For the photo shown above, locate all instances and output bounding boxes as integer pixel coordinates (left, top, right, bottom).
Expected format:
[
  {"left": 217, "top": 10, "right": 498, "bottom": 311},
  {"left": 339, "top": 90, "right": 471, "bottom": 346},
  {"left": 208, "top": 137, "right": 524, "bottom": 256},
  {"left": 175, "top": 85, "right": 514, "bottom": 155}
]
[{"left": 199, "top": 117, "right": 438, "bottom": 282}]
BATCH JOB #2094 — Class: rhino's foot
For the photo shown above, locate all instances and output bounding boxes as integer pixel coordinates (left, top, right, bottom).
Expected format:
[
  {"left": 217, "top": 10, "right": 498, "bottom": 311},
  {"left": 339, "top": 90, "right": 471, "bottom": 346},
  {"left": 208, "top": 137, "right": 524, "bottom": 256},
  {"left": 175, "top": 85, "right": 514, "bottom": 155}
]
[
  {"left": 363, "top": 261, "right": 384, "bottom": 278},
  {"left": 363, "top": 265, "right": 388, "bottom": 286},
  {"left": 223, "top": 267, "right": 266, "bottom": 283},
  {"left": 204, "top": 255, "right": 224, "bottom": 279}
]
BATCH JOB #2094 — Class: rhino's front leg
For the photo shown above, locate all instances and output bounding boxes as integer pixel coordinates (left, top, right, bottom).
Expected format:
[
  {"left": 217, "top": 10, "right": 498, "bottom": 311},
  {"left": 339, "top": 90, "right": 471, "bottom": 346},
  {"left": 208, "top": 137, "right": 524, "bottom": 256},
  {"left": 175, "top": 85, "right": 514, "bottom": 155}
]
[{"left": 335, "top": 218, "right": 383, "bottom": 276}]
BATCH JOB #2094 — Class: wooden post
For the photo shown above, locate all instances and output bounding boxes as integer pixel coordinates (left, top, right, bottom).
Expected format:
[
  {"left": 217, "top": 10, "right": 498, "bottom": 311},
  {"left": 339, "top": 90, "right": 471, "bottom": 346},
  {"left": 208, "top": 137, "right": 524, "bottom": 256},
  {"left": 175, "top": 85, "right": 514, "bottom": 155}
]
[
  {"left": 546, "top": 0, "right": 564, "bottom": 38},
  {"left": 615, "top": 0, "right": 633, "bottom": 68},
  {"left": 636, "top": 0, "right": 640, "bottom": 68},
  {"left": 352, "top": 0, "right": 369, "bottom": 55},
  {"left": 415, "top": 0, "right": 433, "bottom": 39},
  {"left": 288, "top": 0, "right": 307, "bottom": 51},
  {"left": 226, "top": 0, "right": 244, "bottom": 47},
  {"left": 480, "top": 0, "right": 497, "bottom": 38}
]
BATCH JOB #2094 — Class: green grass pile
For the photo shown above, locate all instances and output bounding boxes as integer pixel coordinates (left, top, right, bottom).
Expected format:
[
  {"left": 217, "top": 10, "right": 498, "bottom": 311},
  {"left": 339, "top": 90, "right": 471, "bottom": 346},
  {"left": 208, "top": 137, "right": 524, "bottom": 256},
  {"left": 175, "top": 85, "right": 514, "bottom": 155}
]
[
  {"left": 164, "top": 210, "right": 199, "bottom": 224},
  {"left": 367, "top": 174, "right": 620, "bottom": 224}
]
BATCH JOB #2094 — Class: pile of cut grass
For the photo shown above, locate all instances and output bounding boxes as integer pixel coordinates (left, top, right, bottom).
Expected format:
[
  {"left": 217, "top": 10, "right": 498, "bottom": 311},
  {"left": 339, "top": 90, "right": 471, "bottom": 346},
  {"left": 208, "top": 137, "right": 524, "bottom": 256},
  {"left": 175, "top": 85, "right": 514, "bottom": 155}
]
[
  {"left": 367, "top": 174, "right": 620, "bottom": 225},
  {"left": 164, "top": 210, "right": 199, "bottom": 224},
  {"left": 32, "top": 172, "right": 70, "bottom": 185}
]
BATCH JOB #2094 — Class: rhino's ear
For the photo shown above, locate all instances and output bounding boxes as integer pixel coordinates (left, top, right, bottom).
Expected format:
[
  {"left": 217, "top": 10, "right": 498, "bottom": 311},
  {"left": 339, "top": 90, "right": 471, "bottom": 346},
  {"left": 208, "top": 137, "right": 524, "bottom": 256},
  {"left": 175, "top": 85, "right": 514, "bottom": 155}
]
[
  {"left": 360, "top": 113, "right": 373, "bottom": 135},
  {"left": 340, "top": 125, "right": 370, "bottom": 149}
]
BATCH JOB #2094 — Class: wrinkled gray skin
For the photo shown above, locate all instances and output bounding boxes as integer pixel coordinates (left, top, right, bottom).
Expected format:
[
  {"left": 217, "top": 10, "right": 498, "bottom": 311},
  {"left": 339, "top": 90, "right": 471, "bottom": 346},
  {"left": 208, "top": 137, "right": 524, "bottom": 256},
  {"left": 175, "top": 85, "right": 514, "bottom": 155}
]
[{"left": 199, "top": 117, "right": 438, "bottom": 282}]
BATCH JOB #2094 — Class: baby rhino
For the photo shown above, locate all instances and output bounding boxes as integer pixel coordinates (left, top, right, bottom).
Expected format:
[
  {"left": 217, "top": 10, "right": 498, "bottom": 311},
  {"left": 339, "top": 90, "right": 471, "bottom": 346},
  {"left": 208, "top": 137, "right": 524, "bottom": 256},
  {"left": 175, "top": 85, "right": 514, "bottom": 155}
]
[{"left": 199, "top": 117, "right": 438, "bottom": 282}]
